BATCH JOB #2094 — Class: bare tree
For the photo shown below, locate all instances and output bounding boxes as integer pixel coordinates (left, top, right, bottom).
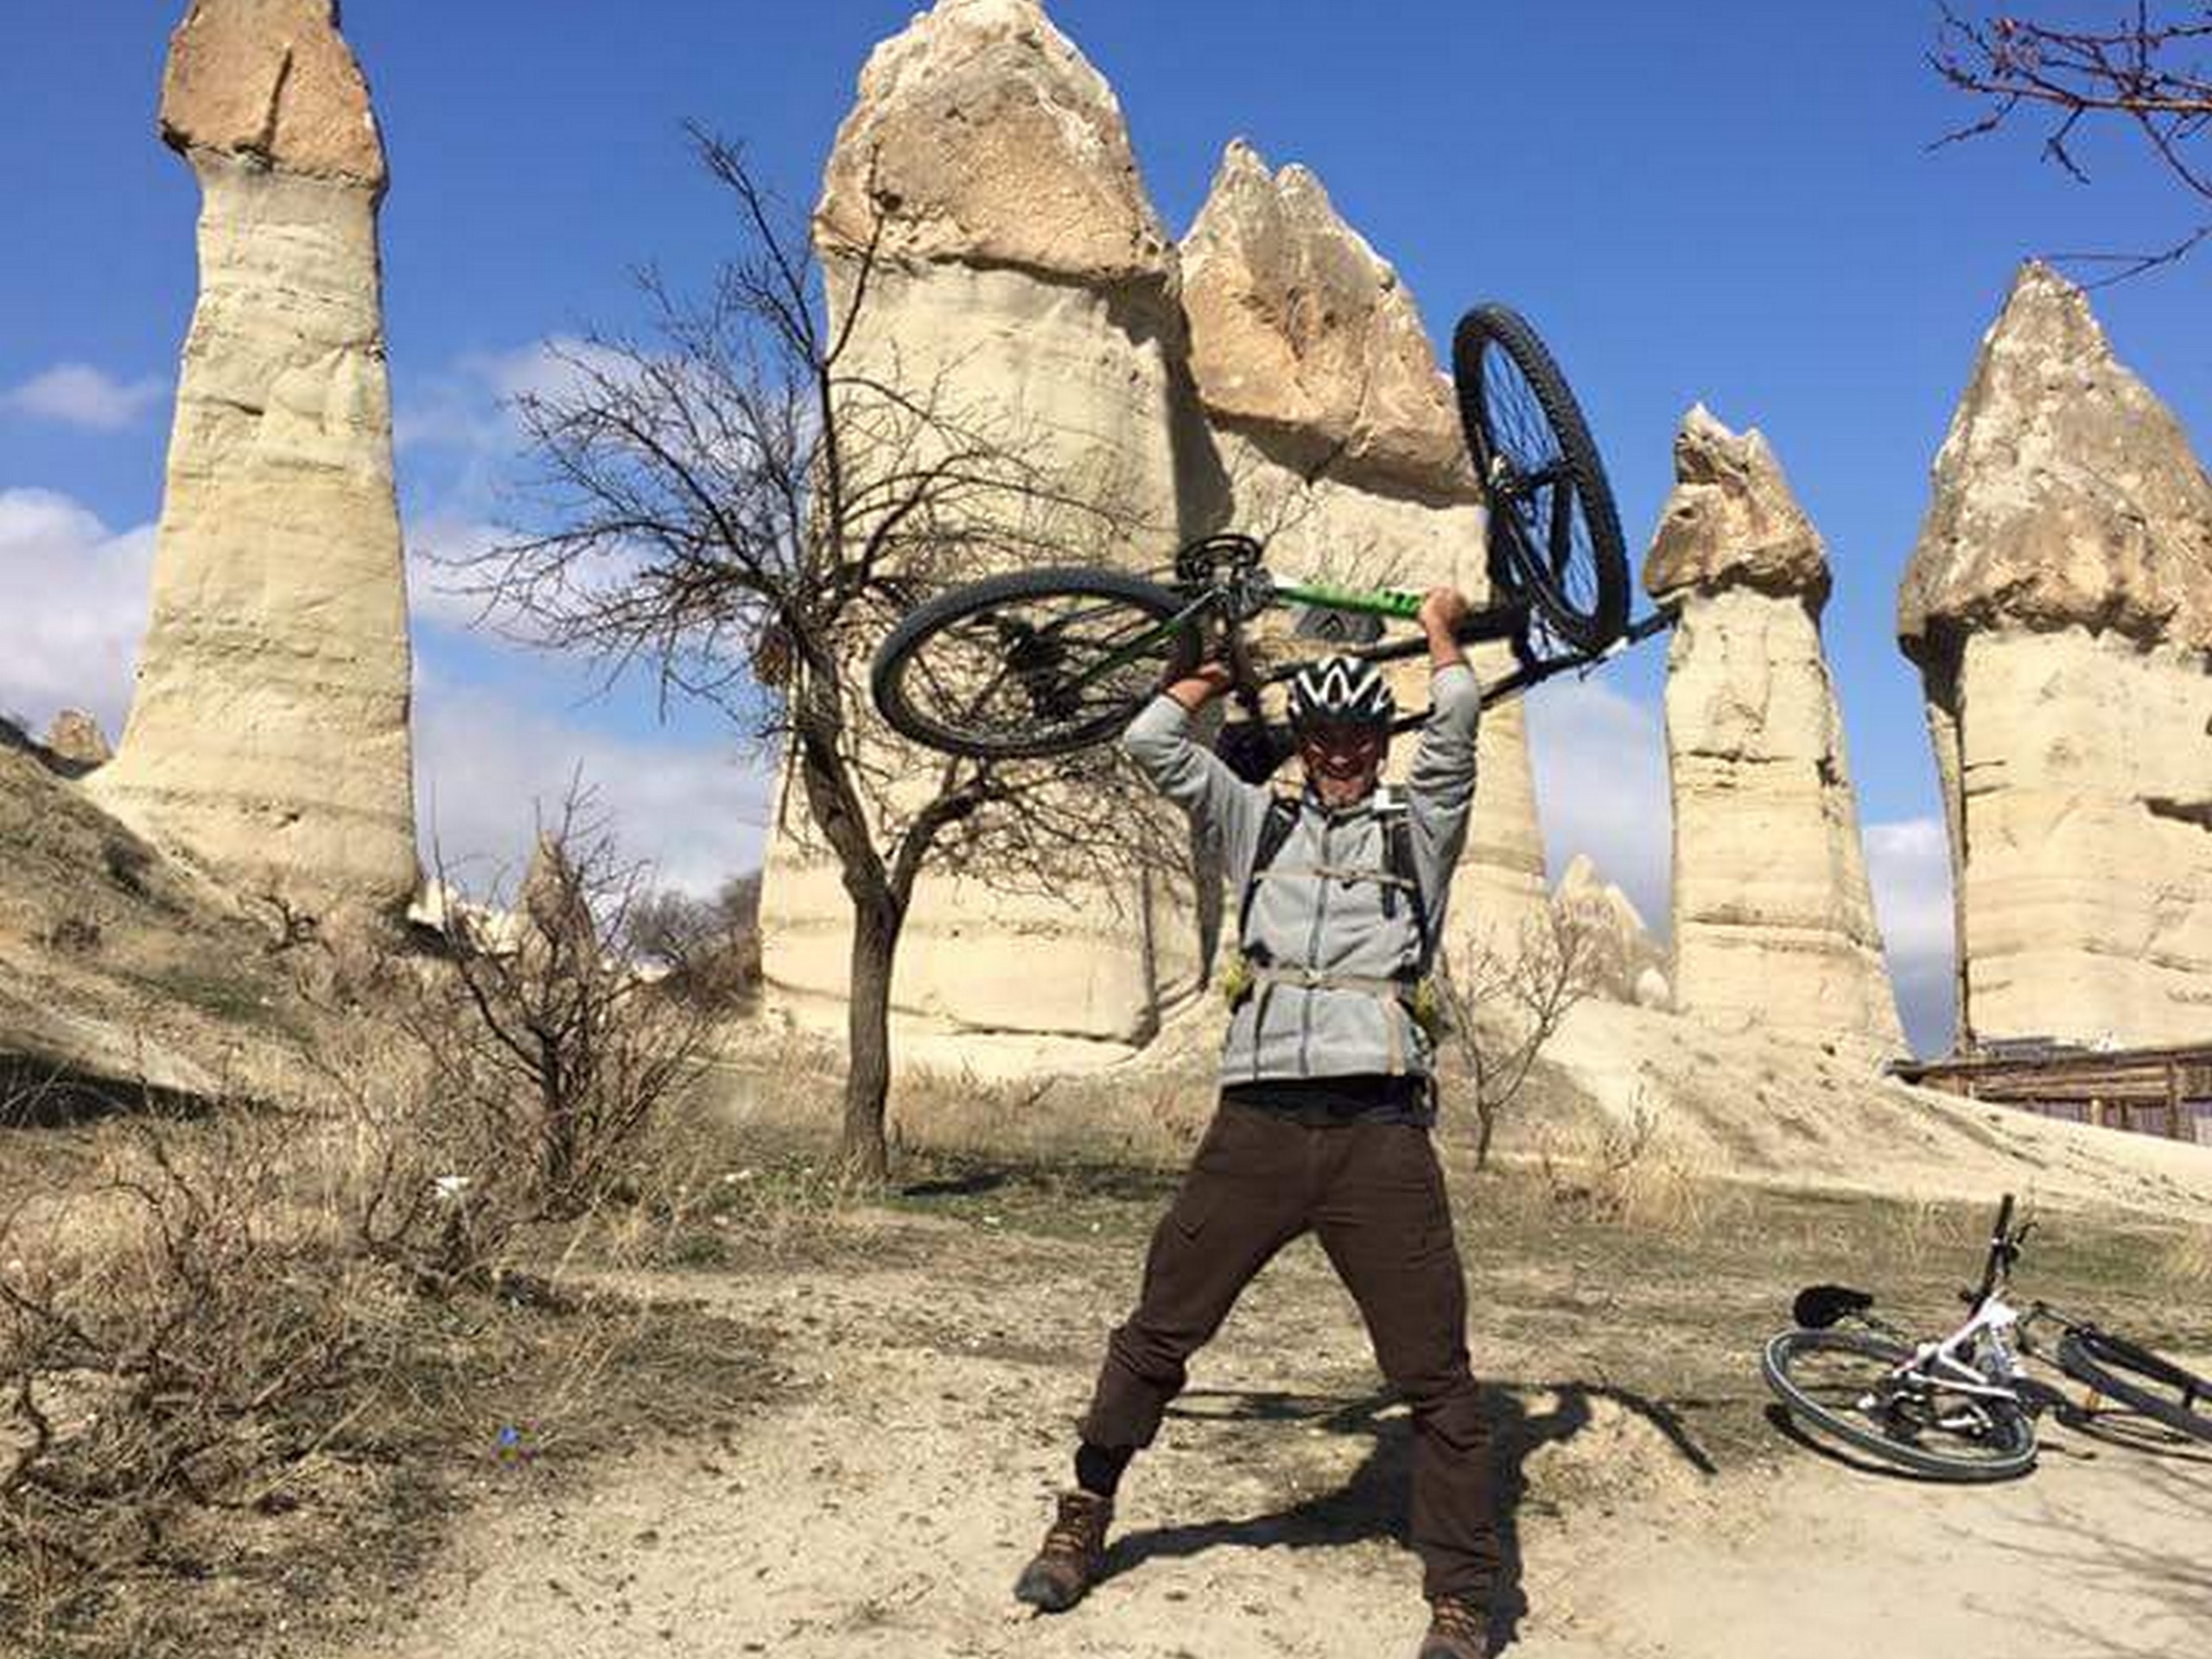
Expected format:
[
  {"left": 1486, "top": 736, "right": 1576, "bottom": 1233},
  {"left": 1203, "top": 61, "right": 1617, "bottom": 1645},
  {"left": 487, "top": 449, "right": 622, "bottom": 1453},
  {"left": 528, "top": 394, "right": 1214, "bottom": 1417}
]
[
  {"left": 1436, "top": 906, "right": 1597, "bottom": 1170},
  {"left": 400, "top": 793, "right": 715, "bottom": 1221},
  {"left": 625, "top": 872, "right": 763, "bottom": 1007},
  {"left": 1935, "top": 4, "right": 2212, "bottom": 277},
  {"left": 465, "top": 132, "right": 1179, "bottom": 1184}
]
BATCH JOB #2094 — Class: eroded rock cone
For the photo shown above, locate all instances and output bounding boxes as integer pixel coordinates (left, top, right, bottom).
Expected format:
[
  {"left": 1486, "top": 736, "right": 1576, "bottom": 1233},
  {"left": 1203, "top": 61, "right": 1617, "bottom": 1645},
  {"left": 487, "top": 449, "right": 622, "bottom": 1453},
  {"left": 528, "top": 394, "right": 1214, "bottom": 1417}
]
[
  {"left": 1899, "top": 262, "right": 2212, "bottom": 1049},
  {"left": 759, "top": 0, "right": 1217, "bottom": 1073},
  {"left": 1550, "top": 854, "right": 1669, "bottom": 1008},
  {"left": 45, "top": 710, "right": 113, "bottom": 772},
  {"left": 815, "top": 0, "right": 1170, "bottom": 287},
  {"left": 1647, "top": 406, "right": 1902, "bottom": 1050},
  {"left": 89, "top": 0, "right": 417, "bottom": 917},
  {"left": 1179, "top": 139, "right": 1548, "bottom": 957}
]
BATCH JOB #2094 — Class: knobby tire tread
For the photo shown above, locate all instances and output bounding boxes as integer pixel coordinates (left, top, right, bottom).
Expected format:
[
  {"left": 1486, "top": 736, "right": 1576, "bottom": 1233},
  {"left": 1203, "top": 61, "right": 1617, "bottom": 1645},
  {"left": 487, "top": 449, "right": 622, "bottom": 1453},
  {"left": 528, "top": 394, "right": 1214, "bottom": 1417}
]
[
  {"left": 2056, "top": 1326, "right": 2212, "bottom": 1442},
  {"left": 1762, "top": 1327, "right": 2037, "bottom": 1483},
  {"left": 1453, "top": 304, "right": 1630, "bottom": 656},
  {"left": 870, "top": 565, "right": 1190, "bottom": 760}
]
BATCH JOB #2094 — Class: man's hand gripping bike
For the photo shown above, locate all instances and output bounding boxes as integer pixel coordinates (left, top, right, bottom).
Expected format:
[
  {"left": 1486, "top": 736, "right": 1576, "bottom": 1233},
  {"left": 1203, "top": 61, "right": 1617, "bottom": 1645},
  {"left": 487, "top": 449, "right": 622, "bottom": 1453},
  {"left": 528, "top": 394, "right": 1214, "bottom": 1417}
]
[
  {"left": 1763, "top": 1192, "right": 2212, "bottom": 1482},
  {"left": 868, "top": 305, "right": 1667, "bottom": 766}
]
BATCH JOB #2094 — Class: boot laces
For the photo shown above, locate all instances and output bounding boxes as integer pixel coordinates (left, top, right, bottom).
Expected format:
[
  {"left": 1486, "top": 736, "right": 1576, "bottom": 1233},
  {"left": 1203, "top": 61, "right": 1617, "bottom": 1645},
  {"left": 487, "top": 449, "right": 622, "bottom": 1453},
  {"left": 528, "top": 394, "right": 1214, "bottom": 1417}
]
[
  {"left": 1043, "top": 1493, "right": 1106, "bottom": 1558},
  {"left": 1429, "top": 1596, "right": 1486, "bottom": 1642}
]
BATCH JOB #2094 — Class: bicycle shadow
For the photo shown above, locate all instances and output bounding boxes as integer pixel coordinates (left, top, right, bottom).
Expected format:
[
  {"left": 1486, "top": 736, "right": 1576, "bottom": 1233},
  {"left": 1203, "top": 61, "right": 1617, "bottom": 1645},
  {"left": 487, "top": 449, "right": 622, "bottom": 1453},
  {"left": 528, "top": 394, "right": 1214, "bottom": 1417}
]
[{"left": 1108, "top": 1379, "right": 1716, "bottom": 1652}]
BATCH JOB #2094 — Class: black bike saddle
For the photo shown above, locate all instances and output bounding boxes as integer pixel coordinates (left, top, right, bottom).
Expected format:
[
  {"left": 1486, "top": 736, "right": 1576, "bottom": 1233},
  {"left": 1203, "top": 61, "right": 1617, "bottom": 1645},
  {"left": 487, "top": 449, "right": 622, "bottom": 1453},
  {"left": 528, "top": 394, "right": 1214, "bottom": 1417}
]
[{"left": 1793, "top": 1283, "right": 1876, "bottom": 1330}]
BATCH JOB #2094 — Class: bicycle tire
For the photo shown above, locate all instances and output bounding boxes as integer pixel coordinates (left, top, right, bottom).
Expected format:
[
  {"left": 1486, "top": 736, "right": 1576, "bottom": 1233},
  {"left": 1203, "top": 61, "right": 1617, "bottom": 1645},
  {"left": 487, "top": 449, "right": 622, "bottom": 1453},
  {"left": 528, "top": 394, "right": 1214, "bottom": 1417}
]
[
  {"left": 1451, "top": 304, "right": 1630, "bottom": 657},
  {"left": 2056, "top": 1326, "right": 2212, "bottom": 1443},
  {"left": 1762, "top": 1327, "right": 2038, "bottom": 1482},
  {"left": 870, "top": 566, "right": 1196, "bottom": 760}
]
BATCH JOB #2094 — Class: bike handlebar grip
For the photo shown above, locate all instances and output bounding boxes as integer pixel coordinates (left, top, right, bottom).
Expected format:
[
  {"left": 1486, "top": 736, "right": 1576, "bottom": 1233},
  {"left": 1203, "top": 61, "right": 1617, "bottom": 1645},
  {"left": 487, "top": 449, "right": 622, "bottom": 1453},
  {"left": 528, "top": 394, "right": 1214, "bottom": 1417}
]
[{"left": 1450, "top": 604, "right": 1530, "bottom": 644}]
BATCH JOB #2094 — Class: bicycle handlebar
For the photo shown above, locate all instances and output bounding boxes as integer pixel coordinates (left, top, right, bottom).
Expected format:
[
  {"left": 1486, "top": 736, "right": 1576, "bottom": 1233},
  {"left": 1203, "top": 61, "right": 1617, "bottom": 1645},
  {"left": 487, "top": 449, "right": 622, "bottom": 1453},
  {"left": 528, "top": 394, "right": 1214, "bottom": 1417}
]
[{"left": 1967, "top": 1192, "right": 2018, "bottom": 1310}]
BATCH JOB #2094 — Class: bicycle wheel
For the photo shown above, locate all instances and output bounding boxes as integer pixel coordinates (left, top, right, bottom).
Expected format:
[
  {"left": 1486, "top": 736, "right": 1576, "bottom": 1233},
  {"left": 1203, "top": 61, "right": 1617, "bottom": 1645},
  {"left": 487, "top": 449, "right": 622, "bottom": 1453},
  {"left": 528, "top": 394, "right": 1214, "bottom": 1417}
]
[
  {"left": 871, "top": 567, "right": 1198, "bottom": 760},
  {"left": 2056, "top": 1326, "right": 2212, "bottom": 1443},
  {"left": 1452, "top": 304, "right": 1629, "bottom": 657},
  {"left": 1762, "top": 1328, "right": 2038, "bottom": 1482}
]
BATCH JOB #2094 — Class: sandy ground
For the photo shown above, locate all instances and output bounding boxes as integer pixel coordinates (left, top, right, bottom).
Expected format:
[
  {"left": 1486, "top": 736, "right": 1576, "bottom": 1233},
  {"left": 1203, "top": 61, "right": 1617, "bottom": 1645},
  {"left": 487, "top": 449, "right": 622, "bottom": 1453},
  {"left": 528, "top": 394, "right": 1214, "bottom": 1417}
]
[{"left": 340, "top": 1210, "right": 2211, "bottom": 1659}]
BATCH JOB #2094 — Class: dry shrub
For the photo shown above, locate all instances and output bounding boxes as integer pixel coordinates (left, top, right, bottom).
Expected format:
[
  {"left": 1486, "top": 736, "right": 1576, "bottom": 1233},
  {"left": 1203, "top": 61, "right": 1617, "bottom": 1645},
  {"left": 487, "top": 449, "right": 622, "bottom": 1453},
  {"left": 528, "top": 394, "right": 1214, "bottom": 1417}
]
[
  {"left": 1, "top": 1052, "right": 761, "bottom": 1653},
  {"left": 1439, "top": 907, "right": 1597, "bottom": 1170},
  {"left": 2154, "top": 1223, "right": 2212, "bottom": 1290},
  {"left": 1526, "top": 1096, "right": 1743, "bottom": 1237},
  {"left": 0, "top": 814, "right": 740, "bottom": 1650},
  {"left": 0, "top": 1106, "right": 395, "bottom": 1637}
]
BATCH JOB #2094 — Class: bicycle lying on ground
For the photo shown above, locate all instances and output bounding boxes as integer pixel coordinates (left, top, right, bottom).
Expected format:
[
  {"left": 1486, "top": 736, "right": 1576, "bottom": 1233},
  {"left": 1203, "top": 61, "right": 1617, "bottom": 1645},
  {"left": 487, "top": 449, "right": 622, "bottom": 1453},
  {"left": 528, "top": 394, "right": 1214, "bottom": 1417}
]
[
  {"left": 869, "top": 304, "right": 1668, "bottom": 767},
  {"left": 1762, "top": 1192, "right": 2212, "bottom": 1482}
]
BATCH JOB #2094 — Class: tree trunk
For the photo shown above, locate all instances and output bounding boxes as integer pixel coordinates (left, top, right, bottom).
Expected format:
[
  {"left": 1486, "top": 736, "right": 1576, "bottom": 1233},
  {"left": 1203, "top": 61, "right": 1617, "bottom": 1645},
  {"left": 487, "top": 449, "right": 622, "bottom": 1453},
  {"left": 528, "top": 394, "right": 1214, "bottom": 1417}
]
[
  {"left": 1472, "top": 1100, "right": 1497, "bottom": 1171},
  {"left": 841, "top": 897, "right": 902, "bottom": 1185}
]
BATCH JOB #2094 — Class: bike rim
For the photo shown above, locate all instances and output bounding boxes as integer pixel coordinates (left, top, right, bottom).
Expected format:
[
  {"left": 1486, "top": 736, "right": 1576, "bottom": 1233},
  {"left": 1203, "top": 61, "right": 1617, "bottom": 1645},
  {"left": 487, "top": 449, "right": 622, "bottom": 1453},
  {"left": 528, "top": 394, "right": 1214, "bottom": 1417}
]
[
  {"left": 1477, "top": 343, "right": 1604, "bottom": 630},
  {"left": 1777, "top": 1337, "right": 2031, "bottom": 1471},
  {"left": 887, "top": 588, "right": 1186, "bottom": 751}
]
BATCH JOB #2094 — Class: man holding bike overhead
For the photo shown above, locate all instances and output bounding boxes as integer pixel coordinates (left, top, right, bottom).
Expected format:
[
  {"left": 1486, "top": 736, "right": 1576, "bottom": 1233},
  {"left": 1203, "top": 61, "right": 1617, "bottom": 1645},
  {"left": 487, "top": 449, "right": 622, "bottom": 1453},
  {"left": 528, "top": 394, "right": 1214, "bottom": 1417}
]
[{"left": 1015, "top": 587, "right": 1501, "bottom": 1659}]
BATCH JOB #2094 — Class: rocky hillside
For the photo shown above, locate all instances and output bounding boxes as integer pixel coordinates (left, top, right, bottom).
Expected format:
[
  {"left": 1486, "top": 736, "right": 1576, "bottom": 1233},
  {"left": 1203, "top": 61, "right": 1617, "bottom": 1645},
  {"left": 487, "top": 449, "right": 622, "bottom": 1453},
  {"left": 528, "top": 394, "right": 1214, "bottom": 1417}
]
[{"left": 0, "top": 732, "right": 302, "bottom": 1116}]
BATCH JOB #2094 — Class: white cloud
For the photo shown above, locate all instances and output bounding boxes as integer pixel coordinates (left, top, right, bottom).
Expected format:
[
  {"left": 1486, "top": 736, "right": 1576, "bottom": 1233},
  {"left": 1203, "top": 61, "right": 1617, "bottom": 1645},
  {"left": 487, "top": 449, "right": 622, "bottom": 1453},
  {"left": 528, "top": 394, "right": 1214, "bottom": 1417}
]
[
  {"left": 0, "top": 488, "right": 155, "bottom": 737},
  {"left": 2, "top": 364, "right": 168, "bottom": 431},
  {"left": 1524, "top": 677, "right": 1671, "bottom": 929},
  {"left": 1866, "top": 815, "right": 1958, "bottom": 1057},
  {"left": 405, "top": 515, "right": 511, "bottom": 632},
  {"left": 395, "top": 336, "right": 638, "bottom": 463},
  {"left": 413, "top": 680, "right": 775, "bottom": 899}
]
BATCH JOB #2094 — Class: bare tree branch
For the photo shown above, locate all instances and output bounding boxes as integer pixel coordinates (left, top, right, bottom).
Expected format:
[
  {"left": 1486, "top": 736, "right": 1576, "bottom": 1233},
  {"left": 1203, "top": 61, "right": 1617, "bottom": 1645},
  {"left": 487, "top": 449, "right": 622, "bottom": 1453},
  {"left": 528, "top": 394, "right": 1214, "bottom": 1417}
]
[{"left": 1933, "top": 3, "right": 2212, "bottom": 279}]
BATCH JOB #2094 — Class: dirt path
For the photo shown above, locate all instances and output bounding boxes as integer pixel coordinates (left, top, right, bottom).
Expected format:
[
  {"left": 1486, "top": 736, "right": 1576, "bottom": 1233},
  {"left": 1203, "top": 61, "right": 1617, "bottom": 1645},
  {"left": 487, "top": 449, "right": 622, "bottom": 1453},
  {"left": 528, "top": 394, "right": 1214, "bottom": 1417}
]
[{"left": 344, "top": 1217, "right": 2211, "bottom": 1659}]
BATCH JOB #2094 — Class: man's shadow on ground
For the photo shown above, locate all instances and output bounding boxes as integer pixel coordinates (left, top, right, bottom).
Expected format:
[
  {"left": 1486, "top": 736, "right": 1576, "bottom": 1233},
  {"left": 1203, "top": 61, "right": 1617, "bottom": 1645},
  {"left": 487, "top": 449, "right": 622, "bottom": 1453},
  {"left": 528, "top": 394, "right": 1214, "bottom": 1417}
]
[{"left": 1107, "top": 1381, "right": 1716, "bottom": 1652}]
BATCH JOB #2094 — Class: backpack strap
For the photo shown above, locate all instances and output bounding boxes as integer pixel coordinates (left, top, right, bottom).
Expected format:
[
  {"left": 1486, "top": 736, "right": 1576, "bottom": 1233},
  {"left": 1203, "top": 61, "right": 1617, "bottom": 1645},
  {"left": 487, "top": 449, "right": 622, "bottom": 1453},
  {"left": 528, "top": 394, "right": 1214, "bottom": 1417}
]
[
  {"left": 1382, "top": 793, "right": 1433, "bottom": 975},
  {"left": 1236, "top": 793, "right": 1301, "bottom": 957}
]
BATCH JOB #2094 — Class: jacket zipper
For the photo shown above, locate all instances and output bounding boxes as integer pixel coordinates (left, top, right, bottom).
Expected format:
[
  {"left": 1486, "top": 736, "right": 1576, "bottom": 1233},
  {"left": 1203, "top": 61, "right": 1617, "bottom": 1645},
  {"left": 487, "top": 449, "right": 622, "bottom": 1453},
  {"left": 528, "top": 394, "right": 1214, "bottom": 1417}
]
[{"left": 1299, "top": 810, "right": 1331, "bottom": 1077}]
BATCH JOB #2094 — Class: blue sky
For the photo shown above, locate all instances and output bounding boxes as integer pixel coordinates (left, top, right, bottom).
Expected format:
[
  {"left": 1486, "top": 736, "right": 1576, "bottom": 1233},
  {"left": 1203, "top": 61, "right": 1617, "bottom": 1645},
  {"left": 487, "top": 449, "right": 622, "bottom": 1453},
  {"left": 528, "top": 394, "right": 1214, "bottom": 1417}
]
[{"left": 3, "top": 2, "right": 2208, "bottom": 1052}]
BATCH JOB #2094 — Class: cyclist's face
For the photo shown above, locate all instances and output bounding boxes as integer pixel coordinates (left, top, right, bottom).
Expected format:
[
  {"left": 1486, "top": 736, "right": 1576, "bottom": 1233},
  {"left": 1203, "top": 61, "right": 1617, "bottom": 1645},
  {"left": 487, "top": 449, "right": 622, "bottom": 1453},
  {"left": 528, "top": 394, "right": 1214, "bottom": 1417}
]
[{"left": 1298, "top": 720, "right": 1386, "bottom": 807}]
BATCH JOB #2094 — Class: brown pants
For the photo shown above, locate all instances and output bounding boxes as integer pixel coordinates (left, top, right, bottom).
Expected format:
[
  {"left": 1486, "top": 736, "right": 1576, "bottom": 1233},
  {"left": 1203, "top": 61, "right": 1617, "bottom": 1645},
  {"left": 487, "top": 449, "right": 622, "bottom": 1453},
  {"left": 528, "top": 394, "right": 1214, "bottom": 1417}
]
[{"left": 1079, "top": 1100, "right": 1498, "bottom": 1603}]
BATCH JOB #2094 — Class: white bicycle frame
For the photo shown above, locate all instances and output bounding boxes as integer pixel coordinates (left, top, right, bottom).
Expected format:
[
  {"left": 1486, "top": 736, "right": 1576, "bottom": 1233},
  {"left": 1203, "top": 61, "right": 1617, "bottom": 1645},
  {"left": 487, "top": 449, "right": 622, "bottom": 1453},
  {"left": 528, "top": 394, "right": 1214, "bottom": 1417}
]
[{"left": 1870, "top": 1292, "right": 2029, "bottom": 1421}]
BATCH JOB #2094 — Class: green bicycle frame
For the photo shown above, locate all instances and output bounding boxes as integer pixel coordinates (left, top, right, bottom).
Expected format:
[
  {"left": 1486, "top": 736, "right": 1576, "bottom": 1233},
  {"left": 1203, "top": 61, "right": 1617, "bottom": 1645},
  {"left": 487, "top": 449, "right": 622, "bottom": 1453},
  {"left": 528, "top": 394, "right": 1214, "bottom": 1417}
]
[
  {"left": 1063, "top": 580, "right": 1430, "bottom": 695},
  {"left": 1270, "top": 579, "right": 1428, "bottom": 621}
]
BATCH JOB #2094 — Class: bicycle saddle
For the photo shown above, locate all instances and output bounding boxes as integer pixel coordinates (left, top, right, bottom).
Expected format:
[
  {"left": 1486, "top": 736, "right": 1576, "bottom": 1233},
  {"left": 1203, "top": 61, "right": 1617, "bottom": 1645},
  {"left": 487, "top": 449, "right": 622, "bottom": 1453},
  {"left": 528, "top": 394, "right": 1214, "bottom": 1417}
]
[{"left": 1793, "top": 1283, "right": 1875, "bottom": 1330}]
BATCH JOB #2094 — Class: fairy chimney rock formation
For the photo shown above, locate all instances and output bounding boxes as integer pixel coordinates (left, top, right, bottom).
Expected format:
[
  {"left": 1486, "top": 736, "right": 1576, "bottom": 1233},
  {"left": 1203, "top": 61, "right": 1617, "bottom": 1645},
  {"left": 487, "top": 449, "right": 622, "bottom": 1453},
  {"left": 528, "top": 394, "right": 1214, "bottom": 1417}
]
[
  {"left": 815, "top": 0, "right": 1169, "bottom": 288},
  {"left": 761, "top": 0, "right": 1215, "bottom": 1071},
  {"left": 1551, "top": 854, "right": 1669, "bottom": 1008},
  {"left": 1647, "top": 406, "right": 1902, "bottom": 1048},
  {"left": 89, "top": 0, "right": 416, "bottom": 913},
  {"left": 1181, "top": 139, "right": 1472, "bottom": 492},
  {"left": 45, "top": 710, "right": 113, "bottom": 772},
  {"left": 1179, "top": 140, "right": 1548, "bottom": 951},
  {"left": 1899, "top": 261, "right": 2212, "bottom": 1048}
]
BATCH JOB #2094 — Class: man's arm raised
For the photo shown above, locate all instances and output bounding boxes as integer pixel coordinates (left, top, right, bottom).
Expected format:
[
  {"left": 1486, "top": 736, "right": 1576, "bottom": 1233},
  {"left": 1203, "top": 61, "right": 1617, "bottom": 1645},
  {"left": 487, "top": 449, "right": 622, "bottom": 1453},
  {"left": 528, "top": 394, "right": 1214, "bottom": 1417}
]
[{"left": 1121, "top": 658, "right": 1271, "bottom": 880}]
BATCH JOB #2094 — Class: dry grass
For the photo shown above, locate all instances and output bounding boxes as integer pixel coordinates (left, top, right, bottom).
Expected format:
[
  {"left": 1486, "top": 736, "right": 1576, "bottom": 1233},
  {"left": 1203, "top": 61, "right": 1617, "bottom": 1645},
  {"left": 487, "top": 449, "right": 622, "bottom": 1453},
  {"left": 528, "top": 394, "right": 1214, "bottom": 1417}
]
[
  {"left": 722, "top": 1023, "right": 1213, "bottom": 1175},
  {"left": 0, "top": 1071, "right": 780, "bottom": 1659},
  {"left": 2153, "top": 1220, "right": 2212, "bottom": 1288},
  {"left": 0, "top": 892, "right": 767, "bottom": 1658}
]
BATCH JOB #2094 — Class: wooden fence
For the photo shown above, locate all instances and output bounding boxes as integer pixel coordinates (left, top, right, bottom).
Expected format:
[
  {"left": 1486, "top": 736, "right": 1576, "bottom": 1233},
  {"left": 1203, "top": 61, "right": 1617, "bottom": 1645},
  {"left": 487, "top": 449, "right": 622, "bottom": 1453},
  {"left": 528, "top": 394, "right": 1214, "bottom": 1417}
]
[{"left": 1891, "top": 1045, "right": 2212, "bottom": 1145}]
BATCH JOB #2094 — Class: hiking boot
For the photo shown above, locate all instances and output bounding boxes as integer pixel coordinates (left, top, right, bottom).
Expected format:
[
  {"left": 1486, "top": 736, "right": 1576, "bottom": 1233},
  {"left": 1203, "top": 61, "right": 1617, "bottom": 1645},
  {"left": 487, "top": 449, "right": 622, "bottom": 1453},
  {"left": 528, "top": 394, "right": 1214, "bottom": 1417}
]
[
  {"left": 1012, "top": 1489, "right": 1113, "bottom": 1613},
  {"left": 1417, "top": 1594, "right": 1496, "bottom": 1659}
]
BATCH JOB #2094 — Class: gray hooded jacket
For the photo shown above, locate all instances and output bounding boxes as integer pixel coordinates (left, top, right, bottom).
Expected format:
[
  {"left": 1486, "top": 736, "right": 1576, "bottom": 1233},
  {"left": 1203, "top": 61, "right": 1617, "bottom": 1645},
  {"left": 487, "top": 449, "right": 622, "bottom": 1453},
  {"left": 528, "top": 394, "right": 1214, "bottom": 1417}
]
[{"left": 1122, "top": 663, "right": 1482, "bottom": 1084}]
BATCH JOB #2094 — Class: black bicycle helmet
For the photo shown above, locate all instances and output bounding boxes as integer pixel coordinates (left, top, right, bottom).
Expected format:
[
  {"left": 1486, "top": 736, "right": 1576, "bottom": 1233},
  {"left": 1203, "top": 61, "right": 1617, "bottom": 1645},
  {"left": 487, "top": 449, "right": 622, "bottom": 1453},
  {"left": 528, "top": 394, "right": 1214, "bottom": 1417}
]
[{"left": 1287, "top": 654, "right": 1395, "bottom": 729}]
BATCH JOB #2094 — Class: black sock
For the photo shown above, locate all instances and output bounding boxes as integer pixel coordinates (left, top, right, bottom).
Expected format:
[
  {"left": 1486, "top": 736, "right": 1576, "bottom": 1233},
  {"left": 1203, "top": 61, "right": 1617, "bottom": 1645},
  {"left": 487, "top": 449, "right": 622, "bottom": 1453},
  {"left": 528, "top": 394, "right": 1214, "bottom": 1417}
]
[{"left": 1074, "top": 1440, "right": 1133, "bottom": 1499}]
